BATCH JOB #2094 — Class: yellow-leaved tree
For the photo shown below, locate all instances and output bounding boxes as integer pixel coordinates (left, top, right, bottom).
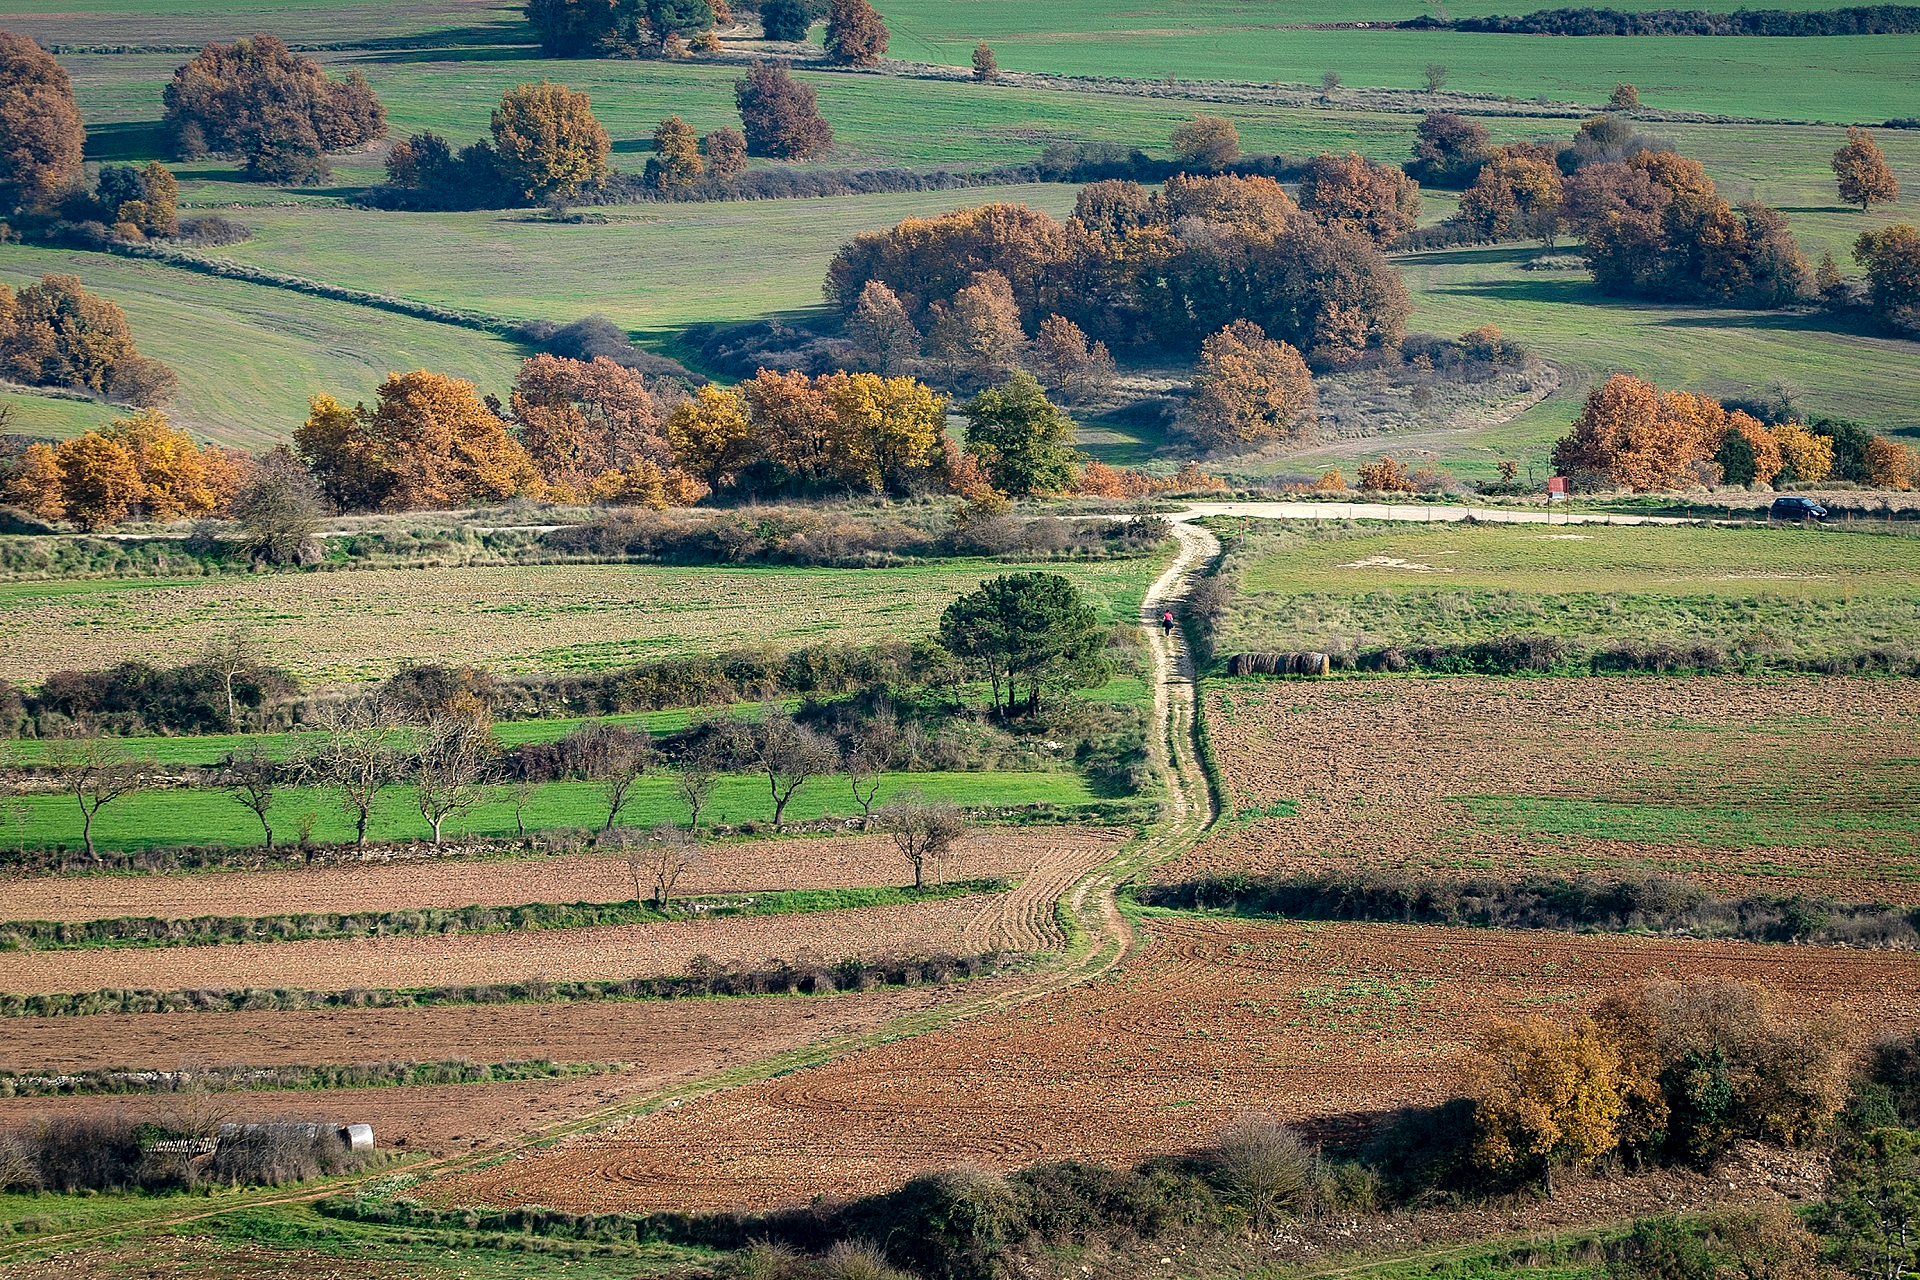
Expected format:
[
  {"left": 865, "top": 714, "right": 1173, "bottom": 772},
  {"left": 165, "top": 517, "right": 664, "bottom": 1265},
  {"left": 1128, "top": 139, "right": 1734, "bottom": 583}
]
[
  {"left": 1466, "top": 1015, "right": 1628, "bottom": 1191},
  {"left": 491, "top": 81, "right": 610, "bottom": 201}
]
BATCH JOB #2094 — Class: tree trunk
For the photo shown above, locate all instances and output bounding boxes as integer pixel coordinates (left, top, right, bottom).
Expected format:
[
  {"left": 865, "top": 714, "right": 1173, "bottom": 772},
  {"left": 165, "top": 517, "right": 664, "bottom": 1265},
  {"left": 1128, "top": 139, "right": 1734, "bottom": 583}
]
[
  {"left": 356, "top": 807, "right": 370, "bottom": 847},
  {"left": 773, "top": 790, "right": 790, "bottom": 829},
  {"left": 260, "top": 816, "right": 274, "bottom": 852},
  {"left": 430, "top": 814, "right": 444, "bottom": 844},
  {"left": 912, "top": 854, "right": 923, "bottom": 891},
  {"left": 223, "top": 673, "right": 237, "bottom": 728},
  {"left": 80, "top": 803, "right": 95, "bottom": 857}
]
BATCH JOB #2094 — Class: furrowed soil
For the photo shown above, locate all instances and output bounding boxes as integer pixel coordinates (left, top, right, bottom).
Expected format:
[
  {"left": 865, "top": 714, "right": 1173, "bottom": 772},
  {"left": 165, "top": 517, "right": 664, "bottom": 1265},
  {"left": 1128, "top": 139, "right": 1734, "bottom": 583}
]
[
  {"left": 0, "top": 979, "right": 1026, "bottom": 1156},
  {"left": 0, "top": 831, "right": 1050, "bottom": 924},
  {"left": 428, "top": 916, "right": 1918, "bottom": 1213},
  {"left": 0, "top": 831, "right": 1125, "bottom": 995},
  {"left": 1170, "top": 675, "right": 1920, "bottom": 903}
]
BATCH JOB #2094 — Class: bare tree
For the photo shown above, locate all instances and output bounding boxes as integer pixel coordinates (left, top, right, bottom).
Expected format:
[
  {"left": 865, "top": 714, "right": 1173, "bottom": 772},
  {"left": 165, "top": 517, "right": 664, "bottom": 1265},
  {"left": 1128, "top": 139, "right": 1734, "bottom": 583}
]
[
  {"left": 43, "top": 734, "right": 149, "bottom": 858},
  {"left": 414, "top": 715, "right": 497, "bottom": 844},
  {"left": 571, "top": 720, "right": 652, "bottom": 834},
  {"left": 201, "top": 627, "right": 261, "bottom": 729},
  {"left": 302, "top": 697, "right": 402, "bottom": 848},
  {"left": 505, "top": 778, "right": 538, "bottom": 838},
  {"left": 876, "top": 790, "right": 966, "bottom": 890},
  {"left": 218, "top": 740, "right": 278, "bottom": 851},
  {"left": 630, "top": 821, "right": 703, "bottom": 909},
  {"left": 843, "top": 717, "right": 897, "bottom": 831},
  {"left": 674, "top": 737, "right": 720, "bottom": 832},
  {"left": 754, "top": 705, "right": 836, "bottom": 830}
]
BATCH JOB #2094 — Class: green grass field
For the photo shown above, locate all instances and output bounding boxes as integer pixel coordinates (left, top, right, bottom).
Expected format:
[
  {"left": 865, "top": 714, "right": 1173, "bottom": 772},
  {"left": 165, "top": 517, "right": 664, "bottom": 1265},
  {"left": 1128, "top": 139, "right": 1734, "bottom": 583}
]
[
  {"left": 8, "top": 770, "right": 1098, "bottom": 852},
  {"left": 0, "top": 389, "right": 119, "bottom": 442},
  {"left": 1215, "top": 519, "right": 1920, "bottom": 660},
  {"left": 0, "top": 554, "right": 1161, "bottom": 683},
  {"left": 0, "top": 243, "right": 528, "bottom": 450}
]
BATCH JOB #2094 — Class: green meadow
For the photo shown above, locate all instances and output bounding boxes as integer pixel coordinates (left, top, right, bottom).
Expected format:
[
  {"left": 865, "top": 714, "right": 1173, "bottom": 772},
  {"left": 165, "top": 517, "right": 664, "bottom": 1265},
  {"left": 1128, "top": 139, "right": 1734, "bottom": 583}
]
[{"left": 1214, "top": 520, "right": 1920, "bottom": 659}]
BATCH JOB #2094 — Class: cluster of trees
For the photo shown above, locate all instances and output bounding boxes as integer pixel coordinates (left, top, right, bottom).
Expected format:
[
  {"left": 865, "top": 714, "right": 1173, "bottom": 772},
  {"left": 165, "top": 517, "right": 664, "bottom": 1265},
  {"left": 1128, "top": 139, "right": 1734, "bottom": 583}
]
[
  {"left": 162, "top": 34, "right": 386, "bottom": 183},
  {"left": 1465, "top": 980, "right": 1850, "bottom": 1190},
  {"left": 525, "top": 0, "right": 726, "bottom": 57},
  {"left": 525, "top": 0, "right": 890, "bottom": 65},
  {"left": 0, "top": 273, "right": 177, "bottom": 408},
  {"left": 2, "top": 409, "right": 248, "bottom": 529},
  {"left": 384, "top": 80, "right": 612, "bottom": 207},
  {"left": 0, "top": 633, "right": 293, "bottom": 738},
  {"left": 58, "top": 160, "right": 178, "bottom": 241},
  {"left": 1550, "top": 373, "right": 1916, "bottom": 491},
  {"left": 380, "top": 62, "right": 832, "bottom": 208},
  {"left": 1450, "top": 3, "right": 1920, "bottom": 34},
  {"left": 826, "top": 172, "right": 1412, "bottom": 366},
  {"left": 1848, "top": 222, "right": 1920, "bottom": 336}
]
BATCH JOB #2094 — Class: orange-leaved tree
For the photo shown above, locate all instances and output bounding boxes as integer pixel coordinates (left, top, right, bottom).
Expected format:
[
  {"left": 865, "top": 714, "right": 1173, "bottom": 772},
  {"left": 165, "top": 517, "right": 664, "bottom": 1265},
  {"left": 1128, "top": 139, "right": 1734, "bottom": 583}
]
[
  {"left": 296, "top": 371, "right": 536, "bottom": 512},
  {"left": 1296, "top": 150, "right": 1422, "bottom": 245},
  {"left": 1832, "top": 126, "right": 1899, "bottom": 213},
  {"left": 0, "top": 31, "right": 84, "bottom": 212},
  {"left": 1465, "top": 1014, "right": 1628, "bottom": 1191},
  {"left": 491, "top": 81, "right": 610, "bottom": 200},
  {"left": 823, "top": 0, "right": 888, "bottom": 66},
  {"left": 1183, "top": 320, "right": 1316, "bottom": 450}
]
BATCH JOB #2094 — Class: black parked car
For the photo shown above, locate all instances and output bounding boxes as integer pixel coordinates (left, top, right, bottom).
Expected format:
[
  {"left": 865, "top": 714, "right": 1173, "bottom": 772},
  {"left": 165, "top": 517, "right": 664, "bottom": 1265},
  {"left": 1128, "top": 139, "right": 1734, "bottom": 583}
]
[{"left": 1768, "top": 495, "right": 1827, "bottom": 521}]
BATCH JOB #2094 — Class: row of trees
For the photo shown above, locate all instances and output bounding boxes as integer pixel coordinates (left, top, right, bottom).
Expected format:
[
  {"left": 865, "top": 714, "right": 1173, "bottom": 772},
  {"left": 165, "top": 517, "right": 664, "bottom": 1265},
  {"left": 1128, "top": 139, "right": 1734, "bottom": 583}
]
[
  {"left": 826, "top": 173, "right": 1412, "bottom": 365},
  {"left": 2, "top": 409, "right": 249, "bottom": 529},
  {"left": 162, "top": 34, "right": 386, "bottom": 184},
  {"left": 0, "top": 273, "right": 177, "bottom": 408},
  {"left": 1551, "top": 373, "right": 1917, "bottom": 492}
]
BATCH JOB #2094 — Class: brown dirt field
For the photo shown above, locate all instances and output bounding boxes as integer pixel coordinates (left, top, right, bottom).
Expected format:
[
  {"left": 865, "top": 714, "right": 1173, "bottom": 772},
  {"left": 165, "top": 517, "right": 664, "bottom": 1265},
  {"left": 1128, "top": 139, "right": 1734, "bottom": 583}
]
[
  {"left": 1171, "top": 675, "right": 1920, "bottom": 903},
  {"left": 428, "top": 915, "right": 1920, "bottom": 1214},
  {"left": 0, "top": 830, "right": 1051, "bottom": 924},
  {"left": 0, "top": 977, "right": 1027, "bottom": 1156},
  {"left": 0, "top": 831, "right": 1123, "bottom": 996}
]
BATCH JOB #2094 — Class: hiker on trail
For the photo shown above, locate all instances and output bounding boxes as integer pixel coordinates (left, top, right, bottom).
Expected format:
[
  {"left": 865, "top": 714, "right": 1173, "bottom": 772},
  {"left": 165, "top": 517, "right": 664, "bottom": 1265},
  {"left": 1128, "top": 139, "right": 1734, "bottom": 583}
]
[{"left": 1161, "top": 610, "right": 1176, "bottom": 637}]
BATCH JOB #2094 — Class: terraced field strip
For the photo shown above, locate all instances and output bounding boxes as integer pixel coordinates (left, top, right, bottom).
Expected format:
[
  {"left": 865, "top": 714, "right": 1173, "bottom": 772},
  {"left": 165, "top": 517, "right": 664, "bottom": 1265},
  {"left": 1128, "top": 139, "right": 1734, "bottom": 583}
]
[{"left": 0, "top": 831, "right": 1051, "bottom": 924}]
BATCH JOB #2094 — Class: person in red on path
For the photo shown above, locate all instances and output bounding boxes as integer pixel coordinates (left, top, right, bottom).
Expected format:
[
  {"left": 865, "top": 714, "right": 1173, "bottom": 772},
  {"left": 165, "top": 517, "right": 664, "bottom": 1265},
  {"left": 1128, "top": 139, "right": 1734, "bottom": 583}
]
[{"left": 1161, "top": 610, "right": 1175, "bottom": 636}]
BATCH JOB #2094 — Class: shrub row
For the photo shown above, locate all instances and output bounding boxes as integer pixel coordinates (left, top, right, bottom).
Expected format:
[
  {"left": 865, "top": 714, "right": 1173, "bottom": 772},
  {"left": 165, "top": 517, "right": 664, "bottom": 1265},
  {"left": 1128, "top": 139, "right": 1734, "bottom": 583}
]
[
  {"left": 0, "top": 1058, "right": 609, "bottom": 1098},
  {"left": 1440, "top": 4, "right": 1920, "bottom": 35},
  {"left": 0, "top": 882, "right": 1006, "bottom": 952},
  {"left": 0, "top": 952, "right": 1008, "bottom": 1018},
  {"left": 1221, "top": 632, "right": 1920, "bottom": 678},
  {"left": 1136, "top": 870, "right": 1920, "bottom": 947},
  {"left": 0, "top": 1116, "right": 369, "bottom": 1193}
]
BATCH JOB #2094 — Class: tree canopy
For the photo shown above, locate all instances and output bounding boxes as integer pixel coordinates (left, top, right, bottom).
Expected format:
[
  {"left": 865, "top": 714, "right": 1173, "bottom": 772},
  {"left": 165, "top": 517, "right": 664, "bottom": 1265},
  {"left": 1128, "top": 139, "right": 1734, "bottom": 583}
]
[
  {"left": 735, "top": 60, "right": 832, "bottom": 159},
  {"left": 163, "top": 34, "right": 385, "bottom": 183},
  {"left": 0, "top": 32, "right": 83, "bottom": 212},
  {"left": 937, "top": 572, "right": 1110, "bottom": 717},
  {"left": 962, "top": 372, "right": 1081, "bottom": 497},
  {"left": 491, "top": 80, "right": 611, "bottom": 199}
]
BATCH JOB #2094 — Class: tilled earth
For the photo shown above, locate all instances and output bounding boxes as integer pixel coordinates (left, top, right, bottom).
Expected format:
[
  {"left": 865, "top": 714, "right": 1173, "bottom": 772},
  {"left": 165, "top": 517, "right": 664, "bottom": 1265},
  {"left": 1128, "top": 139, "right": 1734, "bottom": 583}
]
[
  {"left": 0, "top": 831, "right": 1049, "bottom": 924},
  {"left": 1169, "top": 675, "right": 1920, "bottom": 903},
  {"left": 0, "top": 830, "right": 1124, "bottom": 996},
  {"left": 428, "top": 915, "right": 1919, "bottom": 1213}
]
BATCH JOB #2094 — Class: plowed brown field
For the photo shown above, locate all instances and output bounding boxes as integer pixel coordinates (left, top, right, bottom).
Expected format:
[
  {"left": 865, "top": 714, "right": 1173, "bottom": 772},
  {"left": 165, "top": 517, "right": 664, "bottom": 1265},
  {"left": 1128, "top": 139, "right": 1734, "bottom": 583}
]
[
  {"left": 0, "top": 831, "right": 1124, "bottom": 996},
  {"left": 430, "top": 916, "right": 1920, "bottom": 1213},
  {"left": 0, "top": 978, "right": 1027, "bottom": 1155},
  {"left": 0, "top": 831, "right": 1049, "bottom": 924},
  {"left": 1169, "top": 676, "right": 1920, "bottom": 902}
]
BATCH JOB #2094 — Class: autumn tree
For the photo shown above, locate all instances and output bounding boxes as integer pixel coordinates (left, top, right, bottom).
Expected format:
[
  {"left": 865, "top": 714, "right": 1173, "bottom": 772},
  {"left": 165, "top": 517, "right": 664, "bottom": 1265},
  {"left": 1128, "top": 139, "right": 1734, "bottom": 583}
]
[
  {"left": 1853, "top": 223, "right": 1920, "bottom": 333},
  {"left": 1550, "top": 373, "right": 1733, "bottom": 492},
  {"left": 1406, "top": 110, "right": 1490, "bottom": 188},
  {"left": 877, "top": 789, "right": 964, "bottom": 889},
  {"left": 1771, "top": 421, "right": 1834, "bottom": 485},
  {"left": 972, "top": 40, "right": 997, "bottom": 82},
  {"left": 0, "top": 32, "right": 83, "bottom": 212},
  {"left": 1183, "top": 320, "right": 1316, "bottom": 450},
  {"left": 847, "top": 279, "right": 919, "bottom": 373},
  {"left": 1864, "top": 435, "right": 1917, "bottom": 490},
  {"left": 1459, "top": 149, "right": 1564, "bottom": 243},
  {"left": 646, "top": 114, "right": 703, "bottom": 189},
  {"left": 926, "top": 269, "right": 1026, "bottom": 382},
  {"left": 818, "top": 370, "right": 946, "bottom": 491},
  {"left": 490, "top": 80, "right": 609, "bottom": 200},
  {"left": 1, "top": 273, "right": 137, "bottom": 393},
  {"left": 1609, "top": 82, "right": 1639, "bottom": 109},
  {"left": 1030, "top": 314, "right": 1115, "bottom": 404},
  {"left": 666, "top": 383, "right": 756, "bottom": 487},
  {"left": 510, "top": 353, "right": 680, "bottom": 500},
  {"left": 1357, "top": 455, "right": 1413, "bottom": 492},
  {"left": 823, "top": 0, "right": 887, "bottom": 66},
  {"left": 701, "top": 125, "right": 748, "bottom": 179},
  {"left": 735, "top": 59, "right": 831, "bottom": 159},
  {"left": 98, "top": 409, "right": 242, "bottom": 520},
  {"left": 163, "top": 34, "right": 385, "bottom": 183},
  {"left": 1467, "top": 1015, "right": 1628, "bottom": 1191},
  {"left": 50, "top": 432, "right": 145, "bottom": 530},
  {"left": 1170, "top": 114, "right": 1241, "bottom": 170},
  {"left": 1296, "top": 150, "right": 1421, "bottom": 245},
  {"left": 1830, "top": 126, "right": 1899, "bottom": 212},
  {"left": 295, "top": 372, "right": 536, "bottom": 512},
  {"left": 963, "top": 371, "right": 1079, "bottom": 496}
]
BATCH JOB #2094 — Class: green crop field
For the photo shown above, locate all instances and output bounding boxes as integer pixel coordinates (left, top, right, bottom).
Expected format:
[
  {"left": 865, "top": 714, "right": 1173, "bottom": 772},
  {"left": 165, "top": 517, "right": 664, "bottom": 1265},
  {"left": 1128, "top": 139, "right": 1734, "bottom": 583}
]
[
  {"left": 0, "top": 554, "right": 1161, "bottom": 683},
  {"left": 7, "top": 769, "right": 1098, "bottom": 852},
  {"left": 1213, "top": 520, "right": 1920, "bottom": 660}
]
